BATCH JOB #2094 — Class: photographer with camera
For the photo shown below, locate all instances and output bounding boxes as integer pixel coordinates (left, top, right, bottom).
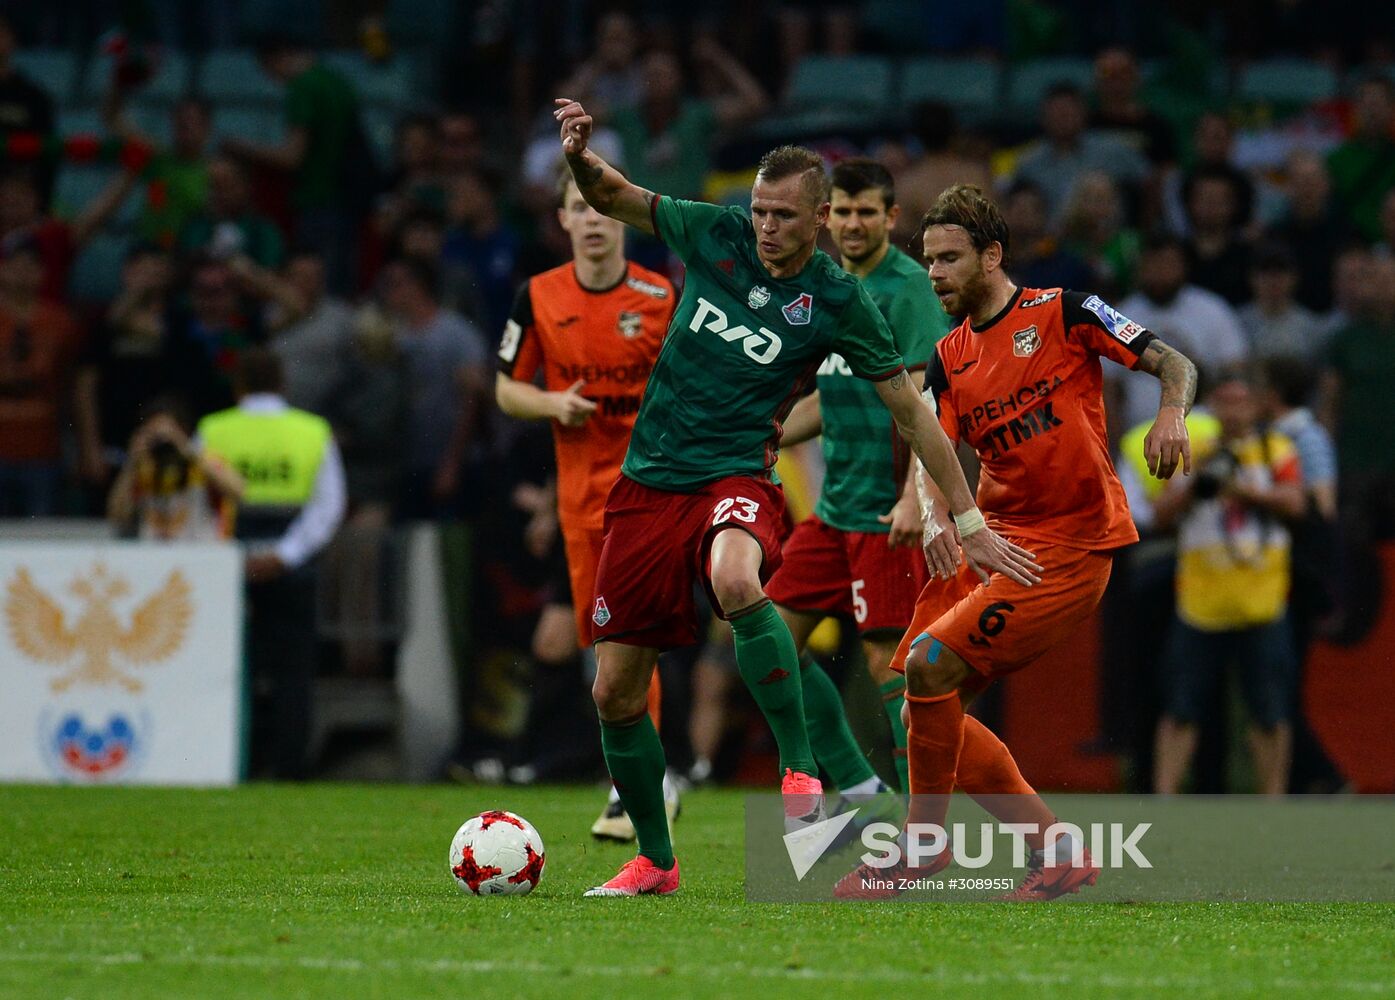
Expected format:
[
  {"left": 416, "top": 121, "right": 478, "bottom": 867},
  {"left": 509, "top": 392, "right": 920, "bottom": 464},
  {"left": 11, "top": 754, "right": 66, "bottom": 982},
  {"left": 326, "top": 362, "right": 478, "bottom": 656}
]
[{"left": 1151, "top": 367, "right": 1306, "bottom": 795}]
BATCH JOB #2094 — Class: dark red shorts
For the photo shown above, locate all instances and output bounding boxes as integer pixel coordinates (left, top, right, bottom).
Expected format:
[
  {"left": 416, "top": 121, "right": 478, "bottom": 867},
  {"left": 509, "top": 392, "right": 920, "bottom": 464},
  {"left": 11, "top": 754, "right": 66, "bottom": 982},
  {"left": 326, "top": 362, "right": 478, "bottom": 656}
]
[
  {"left": 765, "top": 515, "right": 928, "bottom": 634},
  {"left": 590, "top": 473, "right": 789, "bottom": 649}
]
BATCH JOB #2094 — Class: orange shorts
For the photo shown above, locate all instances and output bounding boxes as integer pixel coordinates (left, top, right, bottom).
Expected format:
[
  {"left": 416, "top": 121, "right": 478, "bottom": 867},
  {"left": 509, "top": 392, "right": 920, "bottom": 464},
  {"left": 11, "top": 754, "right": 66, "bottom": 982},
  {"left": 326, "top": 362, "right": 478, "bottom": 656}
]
[
  {"left": 560, "top": 523, "right": 606, "bottom": 647},
  {"left": 890, "top": 539, "right": 1114, "bottom": 680}
]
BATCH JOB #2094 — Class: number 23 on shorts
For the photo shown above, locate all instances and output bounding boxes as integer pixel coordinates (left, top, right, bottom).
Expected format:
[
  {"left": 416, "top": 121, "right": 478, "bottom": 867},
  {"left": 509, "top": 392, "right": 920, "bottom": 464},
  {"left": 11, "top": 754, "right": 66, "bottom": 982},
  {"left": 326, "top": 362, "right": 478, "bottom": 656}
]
[{"left": 712, "top": 496, "right": 760, "bottom": 525}]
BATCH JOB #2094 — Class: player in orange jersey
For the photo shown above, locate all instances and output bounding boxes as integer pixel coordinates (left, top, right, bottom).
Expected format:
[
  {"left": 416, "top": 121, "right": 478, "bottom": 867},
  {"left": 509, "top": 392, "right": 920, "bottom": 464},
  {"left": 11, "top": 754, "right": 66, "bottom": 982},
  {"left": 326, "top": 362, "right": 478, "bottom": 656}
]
[
  {"left": 835, "top": 184, "right": 1198, "bottom": 901},
  {"left": 497, "top": 174, "right": 678, "bottom": 841}
]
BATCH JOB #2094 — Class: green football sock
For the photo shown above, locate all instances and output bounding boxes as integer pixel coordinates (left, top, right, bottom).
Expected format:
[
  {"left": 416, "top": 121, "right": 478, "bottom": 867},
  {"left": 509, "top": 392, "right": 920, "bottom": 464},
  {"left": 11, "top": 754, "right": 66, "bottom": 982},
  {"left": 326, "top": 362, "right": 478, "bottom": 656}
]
[
  {"left": 801, "top": 654, "right": 877, "bottom": 790},
  {"left": 879, "top": 676, "right": 910, "bottom": 792},
  {"left": 599, "top": 713, "right": 673, "bottom": 869},
  {"left": 730, "top": 599, "right": 816, "bottom": 776}
]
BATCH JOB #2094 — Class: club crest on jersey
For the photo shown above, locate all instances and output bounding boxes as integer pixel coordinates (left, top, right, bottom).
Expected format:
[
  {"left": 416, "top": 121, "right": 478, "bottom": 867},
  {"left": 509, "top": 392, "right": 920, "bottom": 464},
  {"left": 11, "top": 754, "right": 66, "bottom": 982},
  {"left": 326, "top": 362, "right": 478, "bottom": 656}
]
[
  {"left": 748, "top": 285, "right": 771, "bottom": 309},
  {"left": 1012, "top": 325, "right": 1041, "bottom": 357},
  {"left": 617, "top": 311, "right": 643, "bottom": 339},
  {"left": 782, "top": 292, "right": 813, "bottom": 326},
  {"left": 592, "top": 597, "right": 611, "bottom": 628},
  {"left": 1082, "top": 294, "right": 1145, "bottom": 344}
]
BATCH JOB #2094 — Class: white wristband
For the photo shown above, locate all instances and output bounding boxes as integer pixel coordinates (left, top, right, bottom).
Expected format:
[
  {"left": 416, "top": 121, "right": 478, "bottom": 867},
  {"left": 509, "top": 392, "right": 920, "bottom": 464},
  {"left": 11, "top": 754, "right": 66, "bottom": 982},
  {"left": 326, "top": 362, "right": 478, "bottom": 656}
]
[{"left": 953, "top": 507, "right": 986, "bottom": 538}]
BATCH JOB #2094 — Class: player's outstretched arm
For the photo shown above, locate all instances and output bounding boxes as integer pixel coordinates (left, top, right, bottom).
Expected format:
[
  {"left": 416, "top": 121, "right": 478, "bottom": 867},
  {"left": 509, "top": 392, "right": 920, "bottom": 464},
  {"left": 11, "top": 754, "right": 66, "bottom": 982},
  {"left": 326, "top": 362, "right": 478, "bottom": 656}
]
[
  {"left": 875, "top": 372, "right": 1042, "bottom": 586},
  {"left": 1135, "top": 338, "right": 1198, "bottom": 479},
  {"left": 779, "top": 391, "right": 822, "bottom": 446},
  {"left": 554, "top": 98, "right": 657, "bottom": 234}
]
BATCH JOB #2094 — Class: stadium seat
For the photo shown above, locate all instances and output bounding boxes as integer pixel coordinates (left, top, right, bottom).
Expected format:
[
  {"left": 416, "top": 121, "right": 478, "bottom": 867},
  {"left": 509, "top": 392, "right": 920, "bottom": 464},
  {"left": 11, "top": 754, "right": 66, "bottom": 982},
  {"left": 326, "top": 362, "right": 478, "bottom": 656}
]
[
  {"left": 83, "top": 49, "right": 190, "bottom": 104},
  {"left": 360, "top": 107, "right": 398, "bottom": 163},
  {"left": 323, "top": 51, "right": 419, "bottom": 109},
  {"left": 13, "top": 49, "right": 78, "bottom": 105},
  {"left": 57, "top": 108, "right": 103, "bottom": 138},
  {"left": 1237, "top": 59, "right": 1339, "bottom": 107},
  {"left": 236, "top": 0, "right": 325, "bottom": 42},
  {"left": 1005, "top": 56, "right": 1094, "bottom": 112},
  {"left": 211, "top": 106, "right": 286, "bottom": 144},
  {"left": 386, "top": 0, "right": 459, "bottom": 46},
  {"left": 784, "top": 55, "right": 894, "bottom": 113},
  {"left": 51, "top": 166, "right": 141, "bottom": 227},
  {"left": 900, "top": 57, "right": 1002, "bottom": 120},
  {"left": 68, "top": 232, "right": 131, "bottom": 304},
  {"left": 198, "top": 49, "right": 284, "bottom": 104}
]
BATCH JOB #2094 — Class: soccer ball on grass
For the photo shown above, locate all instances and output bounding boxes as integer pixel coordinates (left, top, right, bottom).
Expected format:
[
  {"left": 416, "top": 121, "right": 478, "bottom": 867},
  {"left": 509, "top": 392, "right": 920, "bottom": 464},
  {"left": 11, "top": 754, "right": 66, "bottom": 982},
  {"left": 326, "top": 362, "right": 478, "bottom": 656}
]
[{"left": 449, "top": 811, "right": 546, "bottom": 895}]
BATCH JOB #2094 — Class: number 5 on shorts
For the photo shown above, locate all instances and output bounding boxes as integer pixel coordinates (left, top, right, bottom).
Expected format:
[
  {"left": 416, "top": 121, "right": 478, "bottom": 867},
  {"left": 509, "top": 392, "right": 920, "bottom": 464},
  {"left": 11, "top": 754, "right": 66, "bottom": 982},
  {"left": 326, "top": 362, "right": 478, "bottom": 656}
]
[
  {"left": 712, "top": 496, "right": 760, "bottom": 525},
  {"left": 851, "top": 579, "right": 867, "bottom": 624}
]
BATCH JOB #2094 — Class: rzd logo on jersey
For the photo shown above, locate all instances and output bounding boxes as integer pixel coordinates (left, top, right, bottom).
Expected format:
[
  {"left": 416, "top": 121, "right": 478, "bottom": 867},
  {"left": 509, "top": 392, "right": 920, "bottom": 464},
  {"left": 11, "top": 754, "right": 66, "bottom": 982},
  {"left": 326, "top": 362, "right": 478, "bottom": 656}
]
[{"left": 690, "top": 297, "right": 783, "bottom": 364}]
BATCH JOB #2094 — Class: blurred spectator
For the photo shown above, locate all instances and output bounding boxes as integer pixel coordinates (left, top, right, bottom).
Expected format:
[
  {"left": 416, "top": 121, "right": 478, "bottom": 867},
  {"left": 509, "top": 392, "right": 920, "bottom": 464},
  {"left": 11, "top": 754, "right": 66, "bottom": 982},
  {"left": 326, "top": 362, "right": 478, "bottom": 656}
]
[
  {"left": 441, "top": 170, "right": 520, "bottom": 337},
  {"left": 232, "top": 249, "right": 353, "bottom": 416},
  {"left": 178, "top": 157, "right": 285, "bottom": 270},
  {"left": 377, "top": 257, "right": 488, "bottom": 519},
  {"left": 1090, "top": 48, "right": 1176, "bottom": 169},
  {"left": 1163, "top": 113, "right": 1255, "bottom": 236},
  {"left": 1111, "top": 234, "right": 1248, "bottom": 431},
  {"left": 1237, "top": 242, "right": 1325, "bottom": 362},
  {"left": 163, "top": 257, "right": 263, "bottom": 418},
  {"left": 104, "top": 85, "right": 214, "bottom": 249},
  {"left": 612, "top": 43, "right": 768, "bottom": 201},
  {"left": 1320, "top": 254, "right": 1395, "bottom": 532},
  {"left": 325, "top": 304, "right": 408, "bottom": 511},
  {"left": 438, "top": 111, "right": 487, "bottom": 176},
  {"left": 0, "top": 14, "right": 55, "bottom": 207},
  {"left": 1060, "top": 171, "right": 1141, "bottom": 297},
  {"left": 73, "top": 244, "right": 176, "bottom": 486},
  {"left": 1266, "top": 151, "right": 1348, "bottom": 313},
  {"left": 1001, "top": 179, "right": 1093, "bottom": 290},
  {"left": 1372, "top": 186, "right": 1395, "bottom": 257},
  {"left": 1182, "top": 164, "right": 1253, "bottom": 305},
  {"left": 107, "top": 396, "right": 242, "bottom": 541},
  {"left": 1319, "top": 244, "right": 1374, "bottom": 341},
  {"left": 1152, "top": 369, "right": 1305, "bottom": 796},
  {"left": 1013, "top": 81, "right": 1149, "bottom": 225},
  {"left": 893, "top": 102, "right": 994, "bottom": 250},
  {"left": 0, "top": 165, "right": 137, "bottom": 303},
  {"left": 557, "top": 10, "right": 644, "bottom": 116},
  {"left": 374, "top": 114, "right": 445, "bottom": 241},
  {"left": 226, "top": 35, "right": 372, "bottom": 294},
  {"left": 198, "top": 348, "right": 347, "bottom": 779},
  {"left": 1327, "top": 74, "right": 1395, "bottom": 243},
  {"left": 0, "top": 236, "right": 80, "bottom": 516},
  {"left": 396, "top": 208, "right": 474, "bottom": 319}
]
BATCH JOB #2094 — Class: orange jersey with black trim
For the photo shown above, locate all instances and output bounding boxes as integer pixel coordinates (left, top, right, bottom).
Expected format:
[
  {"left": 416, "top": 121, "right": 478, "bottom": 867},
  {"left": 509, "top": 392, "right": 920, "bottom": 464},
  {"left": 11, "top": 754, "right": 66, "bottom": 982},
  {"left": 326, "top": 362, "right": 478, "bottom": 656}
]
[
  {"left": 498, "top": 262, "right": 675, "bottom": 531},
  {"left": 926, "top": 287, "right": 1154, "bottom": 550}
]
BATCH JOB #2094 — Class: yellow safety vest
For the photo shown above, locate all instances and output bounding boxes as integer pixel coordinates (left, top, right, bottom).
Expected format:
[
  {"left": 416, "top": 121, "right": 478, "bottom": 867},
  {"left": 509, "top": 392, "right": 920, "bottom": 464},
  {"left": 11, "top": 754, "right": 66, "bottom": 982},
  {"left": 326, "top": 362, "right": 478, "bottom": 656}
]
[
  {"left": 197, "top": 405, "right": 332, "bottom": 509},
  {"left": 1119, "top": 412, "right": 1222, "bottom": 501}
]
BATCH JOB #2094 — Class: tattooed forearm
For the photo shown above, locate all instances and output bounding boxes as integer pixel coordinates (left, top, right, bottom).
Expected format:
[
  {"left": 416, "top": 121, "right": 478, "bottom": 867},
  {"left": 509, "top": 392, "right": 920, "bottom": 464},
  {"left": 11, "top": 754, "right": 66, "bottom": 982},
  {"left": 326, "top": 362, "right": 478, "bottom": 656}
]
[
  {"left": 1138, "top": 340, "right": 1197, "bottom": 414},
  {"left": 885, "top": 370, "right": 909, "bottom": 392},
  {"left": 566, "top": 150, "right": 609, "bottom": 204}
]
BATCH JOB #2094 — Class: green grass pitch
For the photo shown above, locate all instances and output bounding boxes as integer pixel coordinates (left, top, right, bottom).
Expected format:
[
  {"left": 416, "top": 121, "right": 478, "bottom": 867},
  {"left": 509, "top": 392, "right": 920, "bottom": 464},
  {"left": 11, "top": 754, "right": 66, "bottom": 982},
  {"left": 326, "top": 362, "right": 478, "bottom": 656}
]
[{"left": 3, "top": 784, "right": 1393, "bottom": 999}]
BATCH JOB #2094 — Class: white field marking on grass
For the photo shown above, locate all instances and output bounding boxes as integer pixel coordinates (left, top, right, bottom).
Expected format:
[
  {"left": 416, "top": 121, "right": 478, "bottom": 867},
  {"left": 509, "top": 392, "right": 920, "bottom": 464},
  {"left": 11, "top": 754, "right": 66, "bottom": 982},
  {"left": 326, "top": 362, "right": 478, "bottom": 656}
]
[{"left": 0, "top": 952, "right": 1392, "bottom": 993}]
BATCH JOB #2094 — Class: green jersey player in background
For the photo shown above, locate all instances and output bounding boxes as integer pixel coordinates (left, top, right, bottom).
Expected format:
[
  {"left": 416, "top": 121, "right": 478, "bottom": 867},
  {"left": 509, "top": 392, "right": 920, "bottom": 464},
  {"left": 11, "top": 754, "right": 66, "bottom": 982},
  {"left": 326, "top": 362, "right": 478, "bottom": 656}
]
[
  {"left": 553, "top": 96, "right": 1040, "bottom": 898},
  {"left": 769, "top": 158, "right": 950, "bottom": 797}
]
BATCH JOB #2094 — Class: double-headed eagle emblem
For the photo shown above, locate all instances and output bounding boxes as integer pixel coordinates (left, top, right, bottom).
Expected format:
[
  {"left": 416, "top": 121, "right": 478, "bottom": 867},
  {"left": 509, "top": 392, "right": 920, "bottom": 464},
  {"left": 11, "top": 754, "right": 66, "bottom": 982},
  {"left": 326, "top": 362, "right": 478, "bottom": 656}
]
[{"left": 5, "top": 563, "right": 192, "bottom": 692}]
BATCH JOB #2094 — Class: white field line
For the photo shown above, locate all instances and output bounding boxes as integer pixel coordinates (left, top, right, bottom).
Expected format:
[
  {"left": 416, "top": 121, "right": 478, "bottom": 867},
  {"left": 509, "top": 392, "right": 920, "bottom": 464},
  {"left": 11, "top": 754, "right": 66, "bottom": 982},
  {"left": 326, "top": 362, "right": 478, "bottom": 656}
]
[{"left": 0, "top": 951, "right": 1392, "bottom": 993}]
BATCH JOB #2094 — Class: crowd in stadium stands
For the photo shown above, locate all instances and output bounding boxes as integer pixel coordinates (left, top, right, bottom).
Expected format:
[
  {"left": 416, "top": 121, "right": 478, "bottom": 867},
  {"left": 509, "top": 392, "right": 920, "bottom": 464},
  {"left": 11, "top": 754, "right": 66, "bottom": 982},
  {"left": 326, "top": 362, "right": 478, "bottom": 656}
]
[{"left": 3, "top": 2, "right": 1394, "bottom": 791}]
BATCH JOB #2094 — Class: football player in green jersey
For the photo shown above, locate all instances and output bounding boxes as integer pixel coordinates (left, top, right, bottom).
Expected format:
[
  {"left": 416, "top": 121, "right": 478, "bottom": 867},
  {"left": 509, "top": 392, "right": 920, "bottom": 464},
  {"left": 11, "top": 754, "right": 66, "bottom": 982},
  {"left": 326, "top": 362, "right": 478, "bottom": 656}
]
[
  {"left": 553, "top": 97, "right": 1041, "bottom": 897},
  {"left": 769, "top": 158, "right": 949, "bottom": 797}
]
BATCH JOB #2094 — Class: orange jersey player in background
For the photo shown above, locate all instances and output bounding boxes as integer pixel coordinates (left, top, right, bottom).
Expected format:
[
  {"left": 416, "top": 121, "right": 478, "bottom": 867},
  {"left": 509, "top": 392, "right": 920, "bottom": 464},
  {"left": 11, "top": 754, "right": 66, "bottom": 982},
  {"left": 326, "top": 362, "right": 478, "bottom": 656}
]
[{"left": 496, "top": 174, "right": 677, "bottom": 842}]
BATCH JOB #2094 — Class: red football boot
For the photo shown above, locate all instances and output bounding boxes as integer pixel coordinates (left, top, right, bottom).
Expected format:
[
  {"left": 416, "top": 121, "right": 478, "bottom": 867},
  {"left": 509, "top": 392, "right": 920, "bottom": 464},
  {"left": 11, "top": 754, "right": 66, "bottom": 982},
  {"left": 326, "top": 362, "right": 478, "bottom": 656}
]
[{"left": 583, "top": 855, "right": 681, "bottom": 897}]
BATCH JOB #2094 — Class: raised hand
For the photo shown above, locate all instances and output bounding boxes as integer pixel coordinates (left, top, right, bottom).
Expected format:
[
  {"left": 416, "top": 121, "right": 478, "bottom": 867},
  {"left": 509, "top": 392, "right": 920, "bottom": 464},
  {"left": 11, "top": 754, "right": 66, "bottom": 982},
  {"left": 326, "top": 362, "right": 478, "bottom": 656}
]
[
  {"left": 959, "top": 528, "right": 1042, "bottom": 587},
  {"left": 553, "top": 98, "right": 593, "bottom": 156},
  {"left": 877, "top": 493, "right": 921, "bottom": 549}
]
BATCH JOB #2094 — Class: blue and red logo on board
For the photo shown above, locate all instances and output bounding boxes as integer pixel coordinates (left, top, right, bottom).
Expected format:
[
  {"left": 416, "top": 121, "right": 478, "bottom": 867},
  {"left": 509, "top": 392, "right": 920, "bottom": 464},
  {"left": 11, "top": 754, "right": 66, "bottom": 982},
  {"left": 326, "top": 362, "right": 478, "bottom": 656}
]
[{"left": 41, "top": 711, "right": 146, "bottom": 781}]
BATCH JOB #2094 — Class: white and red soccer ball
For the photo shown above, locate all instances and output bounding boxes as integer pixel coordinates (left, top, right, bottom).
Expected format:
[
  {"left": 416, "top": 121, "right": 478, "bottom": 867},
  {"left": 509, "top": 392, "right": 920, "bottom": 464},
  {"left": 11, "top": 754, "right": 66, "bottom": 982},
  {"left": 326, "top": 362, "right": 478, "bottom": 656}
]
[{"left": 449, "top": 811, "right": 546, "bottom": 896}]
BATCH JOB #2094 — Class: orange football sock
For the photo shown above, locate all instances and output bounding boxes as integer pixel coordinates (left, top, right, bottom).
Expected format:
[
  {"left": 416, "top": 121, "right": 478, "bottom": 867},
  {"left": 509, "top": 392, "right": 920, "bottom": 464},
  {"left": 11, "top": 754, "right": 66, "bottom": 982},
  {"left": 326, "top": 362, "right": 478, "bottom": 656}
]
[
  {"left": 957, "top": 715, "right": 1055, "bottom": 851},
  {"left": 904, "top": 691, "right": 964, "bottom": 838}
]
